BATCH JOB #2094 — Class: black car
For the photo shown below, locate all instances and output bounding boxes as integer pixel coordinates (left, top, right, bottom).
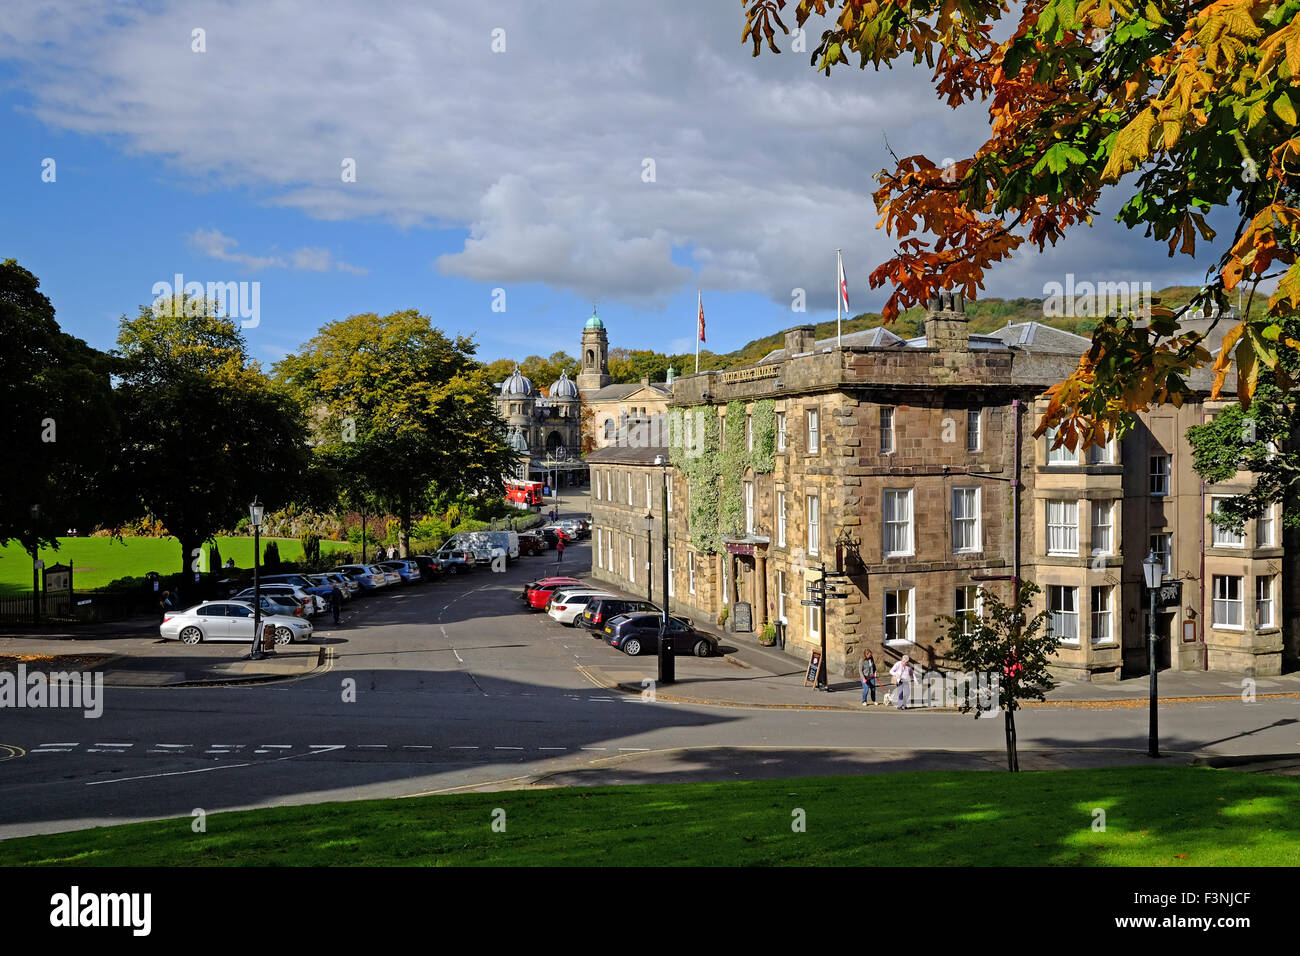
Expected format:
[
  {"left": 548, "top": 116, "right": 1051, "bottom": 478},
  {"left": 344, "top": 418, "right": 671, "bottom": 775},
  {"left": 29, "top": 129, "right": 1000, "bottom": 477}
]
[
  {"left": 411, "top": 554, "right": 442, "bottom": 581},
  {"left": 579, "top": 597, "right": 660, "bottom": 633},
  {"left": 538, "top": 528, "right": 560, "bottom": 550},
  {"left": 603, "top": 613, "right": 714, "bottom": 658}
]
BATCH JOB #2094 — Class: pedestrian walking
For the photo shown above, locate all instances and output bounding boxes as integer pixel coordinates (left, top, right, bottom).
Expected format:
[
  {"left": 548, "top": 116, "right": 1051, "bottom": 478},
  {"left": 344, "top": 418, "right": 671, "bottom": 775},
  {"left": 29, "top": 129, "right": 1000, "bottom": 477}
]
[
  {"left": 550, "top": 507, "right": 558, "bottom": 523},
  {"left": 555, "top": 534, "right": 565, "bottom": 564},
  {"left": 157, "top": 591, "right": 172, "bottom": 623},
  {"left": 329, "top": 586, "right": 342, "bottom": 626},
  {"left": 889, "top": 654, "right": 915, "bottom": 709},
  {"left": 859, "top": 648, "right": 878, "bottom": 706}
]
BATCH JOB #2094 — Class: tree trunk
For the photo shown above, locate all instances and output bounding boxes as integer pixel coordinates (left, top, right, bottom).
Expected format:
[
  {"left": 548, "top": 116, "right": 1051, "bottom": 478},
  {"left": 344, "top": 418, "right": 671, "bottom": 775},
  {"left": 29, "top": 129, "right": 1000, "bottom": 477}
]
[
  {"left": 1005, "top": 706, "right": 1019, "bottom": 772},
  {"left": 179, "top": 535, "right": 201, "bottom": 577}
]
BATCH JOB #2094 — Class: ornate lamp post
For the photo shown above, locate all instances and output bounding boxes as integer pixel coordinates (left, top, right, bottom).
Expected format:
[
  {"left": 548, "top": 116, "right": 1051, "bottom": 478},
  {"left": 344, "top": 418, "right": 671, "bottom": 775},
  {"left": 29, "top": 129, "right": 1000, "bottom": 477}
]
[
  {"left": 1142, "top": 549, "right": 1163, "bottom": 758},
  {"left": 653, "top": 455, "right": 673, "bottom": 684},
  {"left": 248, "top": 497, "right": 265, "bottom": 660}
]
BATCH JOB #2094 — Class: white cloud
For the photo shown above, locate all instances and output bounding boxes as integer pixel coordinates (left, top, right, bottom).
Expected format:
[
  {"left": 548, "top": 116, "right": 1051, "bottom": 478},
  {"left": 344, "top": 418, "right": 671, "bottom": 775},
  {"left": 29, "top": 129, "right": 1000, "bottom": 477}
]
[
  {"left": 0, "top": 1, "right": 1214, "bottom": 309},
  {"left": 186, "top": 230, "right": 368, "bottom": 275}
]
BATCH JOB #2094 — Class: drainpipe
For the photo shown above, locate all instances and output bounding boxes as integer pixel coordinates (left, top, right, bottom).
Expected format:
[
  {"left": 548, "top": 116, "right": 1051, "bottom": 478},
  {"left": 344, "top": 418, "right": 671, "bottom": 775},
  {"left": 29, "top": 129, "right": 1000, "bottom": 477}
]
[
  {"left": 1012, "top": 399, "right": 1021, "bottom": 592},
  {"left": 1199, "top": 407, "right": 1208, "bottom": 671}
]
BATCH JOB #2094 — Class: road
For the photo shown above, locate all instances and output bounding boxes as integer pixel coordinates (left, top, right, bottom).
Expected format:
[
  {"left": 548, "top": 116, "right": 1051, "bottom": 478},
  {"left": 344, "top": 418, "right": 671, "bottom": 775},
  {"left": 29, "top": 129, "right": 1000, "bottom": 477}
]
[{"left": 1, "top": 535, "right": 1297, "bottom": 840}]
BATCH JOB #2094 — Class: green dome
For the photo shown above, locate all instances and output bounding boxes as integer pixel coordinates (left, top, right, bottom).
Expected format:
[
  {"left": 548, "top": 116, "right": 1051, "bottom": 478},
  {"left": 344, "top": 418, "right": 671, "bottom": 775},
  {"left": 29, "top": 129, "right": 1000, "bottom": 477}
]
[{"left": 585, "top": 311, "right": 604, "bottom": 330}]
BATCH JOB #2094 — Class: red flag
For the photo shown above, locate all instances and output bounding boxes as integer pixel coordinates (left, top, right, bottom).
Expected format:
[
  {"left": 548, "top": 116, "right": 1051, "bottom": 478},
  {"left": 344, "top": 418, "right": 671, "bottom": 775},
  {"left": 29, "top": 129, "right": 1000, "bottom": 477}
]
[
  {"left": 838, "top": 251, "right": 850, "bottom": 313},
  {"left": 697, "top": 292, "right": 705, "bottom": 343}
]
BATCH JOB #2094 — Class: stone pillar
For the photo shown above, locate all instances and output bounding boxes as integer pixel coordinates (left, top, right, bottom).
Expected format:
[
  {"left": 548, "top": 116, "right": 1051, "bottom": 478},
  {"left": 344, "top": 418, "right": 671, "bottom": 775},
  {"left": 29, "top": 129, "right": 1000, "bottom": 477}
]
[{"left": 757, "top": 553, "right": 768, "bottom": 625}]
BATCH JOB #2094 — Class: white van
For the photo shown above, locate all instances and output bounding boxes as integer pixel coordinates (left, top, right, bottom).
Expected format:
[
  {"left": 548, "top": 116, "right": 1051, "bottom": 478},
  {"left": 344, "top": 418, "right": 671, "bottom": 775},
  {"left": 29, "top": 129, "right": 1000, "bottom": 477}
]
[{"left": 486, "top": 530, "right": 519, "bottom": 561}]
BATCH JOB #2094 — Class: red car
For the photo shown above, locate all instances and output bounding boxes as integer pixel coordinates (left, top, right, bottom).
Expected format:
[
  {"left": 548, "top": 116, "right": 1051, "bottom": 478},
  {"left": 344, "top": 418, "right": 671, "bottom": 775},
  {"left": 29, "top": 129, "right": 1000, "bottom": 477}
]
[
  {"left": 524, "top": 577, "right": 584, "bottom": 610},
  {"left": 518, "top": 532, "right": 546, "bottom": 556}
]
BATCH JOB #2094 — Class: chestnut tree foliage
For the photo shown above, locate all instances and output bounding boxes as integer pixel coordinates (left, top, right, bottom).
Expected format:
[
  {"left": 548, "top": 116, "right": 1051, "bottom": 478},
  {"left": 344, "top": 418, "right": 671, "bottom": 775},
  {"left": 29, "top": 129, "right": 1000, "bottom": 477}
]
[{"left": 742, "top": 0, "right": 1300, "bottom": 450}]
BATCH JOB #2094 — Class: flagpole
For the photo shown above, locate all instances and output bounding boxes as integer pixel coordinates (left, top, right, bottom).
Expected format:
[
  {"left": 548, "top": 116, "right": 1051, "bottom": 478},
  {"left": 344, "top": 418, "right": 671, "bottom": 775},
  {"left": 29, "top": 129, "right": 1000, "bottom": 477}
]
[{"left": 836, "top": 249, "right": 842, "bottom": 349}]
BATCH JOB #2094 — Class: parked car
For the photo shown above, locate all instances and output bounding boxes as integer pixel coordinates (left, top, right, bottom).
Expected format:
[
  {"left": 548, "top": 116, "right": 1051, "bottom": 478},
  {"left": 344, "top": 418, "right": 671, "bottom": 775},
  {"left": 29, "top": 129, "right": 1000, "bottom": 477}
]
[
  {"left": 579, "top": 597, "right": 660, "bottom": 633},
  {"left": 314, "top": 572, "right": 358, "bottom": 597},
  {"left": 379, "top": 560, "right": 420, "bottom": 584},
  {"left": 537, "top": 528, "right": 562, "bottom": 550},
  {"left": 410, "top": 554, "right": 443, "bottom": 581},
  {"left": 431, "top": 546, "right": 475, "bottom": 574},
  {"left": 251, "top": 593, "right": 309, "bottom": 618},
  {"left": 545, "top": 588, "right": 617, "bottom": 626},
  {"left": 334, "top": 564, "right": 385, "bottom": 590},
  {"left": 527, "top": 580, "right": 590, "bottom": 608},
  {"left": 161, "top": 600, "right": 313, "bottom": 645},
  {"left": 517, "top": 532, "right": 545, "bottom": 556},
  {"left": 373, "top": 564, "right": 402, "bottom": 586},
  {"left": 235, "top": 583, "right": 322, "bottom": 615},
  {"left": 263, "top": 573, "right": 334, "bottom": 602},
  {"left": 308, "top": 573, "right": 351, "bottom": 600},
  {"left": 603, "top": 613, "right": 714, "bottom": 657},
  {"left": 522, "top": 575, "right": 582, "bottom": 595}
]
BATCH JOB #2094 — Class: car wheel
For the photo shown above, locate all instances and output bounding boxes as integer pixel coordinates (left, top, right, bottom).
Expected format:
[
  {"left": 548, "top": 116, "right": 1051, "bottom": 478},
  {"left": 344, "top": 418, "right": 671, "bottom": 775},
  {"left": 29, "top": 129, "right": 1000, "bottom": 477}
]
[
  {"left": 693, "top": 638, "right": 712, "bottom": 658},
  {"left": 623, "top": 637, "right": 642, "bottom": 656},
  {"left": 274, "top": 626, "right": 294, "bottom": 645},
  {"left": 180, "top": 626, "right": 202, "bottom": 645}
]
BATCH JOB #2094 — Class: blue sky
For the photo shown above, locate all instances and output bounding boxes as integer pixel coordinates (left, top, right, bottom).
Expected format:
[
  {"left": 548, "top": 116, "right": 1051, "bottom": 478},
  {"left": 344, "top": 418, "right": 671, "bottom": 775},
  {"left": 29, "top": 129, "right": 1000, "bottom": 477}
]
[{"left": 0, "top": 1, "right": 1225, "bottom": 369}]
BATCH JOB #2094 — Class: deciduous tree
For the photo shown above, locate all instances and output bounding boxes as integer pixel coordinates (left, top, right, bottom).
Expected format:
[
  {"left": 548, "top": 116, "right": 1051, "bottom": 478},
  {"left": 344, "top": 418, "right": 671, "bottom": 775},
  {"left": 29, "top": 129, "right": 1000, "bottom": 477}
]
[{"left": 741, "top": 0, "right": 1300, "bottom": 447}]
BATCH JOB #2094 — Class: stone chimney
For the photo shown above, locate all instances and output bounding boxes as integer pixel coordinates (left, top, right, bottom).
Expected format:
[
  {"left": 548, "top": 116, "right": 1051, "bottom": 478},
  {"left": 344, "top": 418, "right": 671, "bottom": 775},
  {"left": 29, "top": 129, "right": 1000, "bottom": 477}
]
[
  {"left": 924, "top": 290, "right": 969, "bottom": 351},
  {"left": 784, "top": 324, "right": 815, "bottom": 356}
]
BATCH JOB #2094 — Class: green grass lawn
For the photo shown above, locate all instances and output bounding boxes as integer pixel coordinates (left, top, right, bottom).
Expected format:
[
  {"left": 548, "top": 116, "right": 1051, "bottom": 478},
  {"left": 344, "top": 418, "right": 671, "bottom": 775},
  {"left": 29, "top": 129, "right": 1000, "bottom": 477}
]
[
  {"left": 0, "top": 536, "right": 353, "bottom": 593},
  {"left": 1, "top": 767, "right": 1295, "bottom": 866}
]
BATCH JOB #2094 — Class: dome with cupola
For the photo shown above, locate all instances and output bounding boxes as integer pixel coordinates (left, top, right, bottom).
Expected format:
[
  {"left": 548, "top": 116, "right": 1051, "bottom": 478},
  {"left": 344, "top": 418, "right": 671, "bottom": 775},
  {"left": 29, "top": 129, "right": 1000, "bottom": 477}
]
[
  {"left": 549, "top": 369, "right": 579, "bottom": 400},
  {"left": 501, "top": 366, "right": 535, "bottom": 397},
  {"left": 584, "top": 310, "right": 604, "bottom": 330}
]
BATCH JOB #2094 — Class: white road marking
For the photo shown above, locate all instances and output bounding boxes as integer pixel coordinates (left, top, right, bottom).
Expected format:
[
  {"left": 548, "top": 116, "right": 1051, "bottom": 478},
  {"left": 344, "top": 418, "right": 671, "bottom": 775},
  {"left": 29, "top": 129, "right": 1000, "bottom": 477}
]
[
  {"left": 94, "top": 743, "right": 132, "bottom": 747},
  {"left": 580, "top": 747, "right": 607, "bottom": 751},
  {"left": 403, "top": 745, "right": 433, "bottom": 749},
  {"left": 88, "top": 763, "right": 252, "bottom": 785},
  {"left": 155, "top": 744, "right": 190, "bottom": 748},
  {"left": 357, "top": 745, "right": 388, "bottom": 749},
  {"left": 40, "top": 742, "right": 78, "bottom": 747},
  {"left": 450, "top": 746, "right": 479, "bottom": 750},
  {"left": 494, "top": 746, "right": 523, "bottom": 751},
  {"left": 538, "top": 747, "right": 567, "bottom": 751}
]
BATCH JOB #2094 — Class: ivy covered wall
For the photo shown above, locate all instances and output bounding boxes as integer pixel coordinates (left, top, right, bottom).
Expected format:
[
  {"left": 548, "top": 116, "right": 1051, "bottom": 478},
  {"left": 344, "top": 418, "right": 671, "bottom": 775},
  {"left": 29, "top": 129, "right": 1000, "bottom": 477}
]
[{"left": 670, "top": 398, "right": 777, "bottom": 554}]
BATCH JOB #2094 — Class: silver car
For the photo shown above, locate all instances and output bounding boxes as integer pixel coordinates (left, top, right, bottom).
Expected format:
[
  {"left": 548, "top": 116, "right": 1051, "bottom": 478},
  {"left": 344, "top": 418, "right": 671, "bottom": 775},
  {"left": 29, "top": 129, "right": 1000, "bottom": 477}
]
[
  {"left": 234, "top": 583, "right": 324, "bottom": 615},
  {"left": 161, "top": 600, "right": 313, "bottom": 645}
]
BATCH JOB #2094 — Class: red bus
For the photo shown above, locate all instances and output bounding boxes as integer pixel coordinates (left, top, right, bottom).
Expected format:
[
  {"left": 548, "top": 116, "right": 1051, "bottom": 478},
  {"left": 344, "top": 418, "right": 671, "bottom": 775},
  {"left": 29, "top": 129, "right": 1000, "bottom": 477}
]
[{"left": 505, "top": 479, "right": 544, "bottom": 511}]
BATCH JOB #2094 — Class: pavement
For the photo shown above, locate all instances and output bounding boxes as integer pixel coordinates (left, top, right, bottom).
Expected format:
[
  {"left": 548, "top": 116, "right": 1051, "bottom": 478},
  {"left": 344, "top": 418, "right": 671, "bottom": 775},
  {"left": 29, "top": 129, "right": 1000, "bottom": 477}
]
[
  {"left": 0, "top": 634, "right": 325, "bottom": 686},
  {"left": 566, "top": 584, "right": 1300, "bottom": 712}
]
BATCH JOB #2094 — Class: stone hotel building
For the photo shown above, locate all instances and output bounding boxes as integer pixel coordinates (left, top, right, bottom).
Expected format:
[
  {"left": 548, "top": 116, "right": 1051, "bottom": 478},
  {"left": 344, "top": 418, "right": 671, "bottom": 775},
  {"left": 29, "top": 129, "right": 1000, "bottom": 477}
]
[{"left": 587, "top": 296, "right": 1296, "bottom": 680}]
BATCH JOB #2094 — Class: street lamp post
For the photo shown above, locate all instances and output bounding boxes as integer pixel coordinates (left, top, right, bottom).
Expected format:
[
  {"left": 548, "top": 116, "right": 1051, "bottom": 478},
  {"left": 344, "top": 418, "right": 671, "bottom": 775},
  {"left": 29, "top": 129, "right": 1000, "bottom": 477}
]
[
  {"left": 249, "top": 497, "right": 265, "bottom": 661},
  {"left": 1142, "top": 549, "right": 1163, "bottom": 758},
  {"left": 30, "top": 504, "right": 41, "bottom": 627},
  {"left": 654, "top": 455, "right": 673, "bottom": 685},
  {"left": 643, "top": 511, "right": 653, "bottom": 604}
]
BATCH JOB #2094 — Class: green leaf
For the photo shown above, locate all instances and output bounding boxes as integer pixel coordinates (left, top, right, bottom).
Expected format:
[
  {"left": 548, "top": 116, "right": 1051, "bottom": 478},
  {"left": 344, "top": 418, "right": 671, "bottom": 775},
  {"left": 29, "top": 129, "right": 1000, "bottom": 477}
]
[{"left": 1274, "top": 91, "right": 1297, "bottom": 126}]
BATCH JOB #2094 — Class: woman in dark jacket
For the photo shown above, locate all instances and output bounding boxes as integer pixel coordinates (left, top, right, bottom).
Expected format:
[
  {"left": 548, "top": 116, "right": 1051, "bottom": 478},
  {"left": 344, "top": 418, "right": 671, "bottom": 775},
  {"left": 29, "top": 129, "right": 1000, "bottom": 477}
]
[{"left": 859, "top": 648, "right": 878, "bottom": 706}]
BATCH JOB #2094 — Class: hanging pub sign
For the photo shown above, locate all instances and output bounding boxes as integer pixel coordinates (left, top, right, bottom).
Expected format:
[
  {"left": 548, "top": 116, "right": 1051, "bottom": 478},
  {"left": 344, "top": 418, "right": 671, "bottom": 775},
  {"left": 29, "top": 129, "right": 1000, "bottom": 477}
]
[{"left": 1143, "top": 580, "right": 1183, "bottom": 609}]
